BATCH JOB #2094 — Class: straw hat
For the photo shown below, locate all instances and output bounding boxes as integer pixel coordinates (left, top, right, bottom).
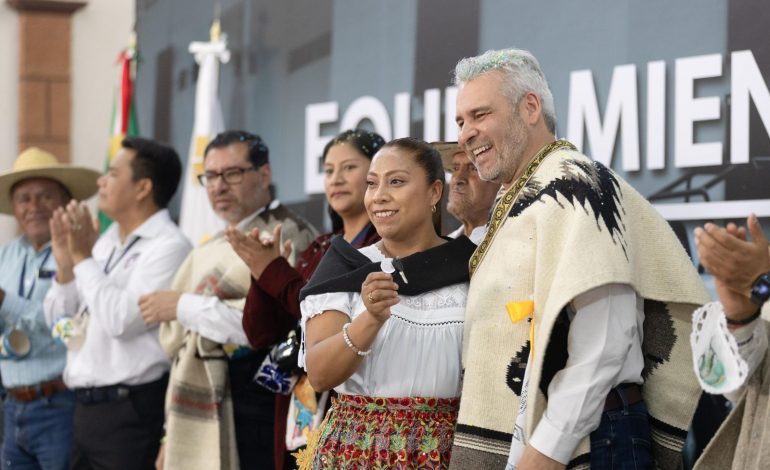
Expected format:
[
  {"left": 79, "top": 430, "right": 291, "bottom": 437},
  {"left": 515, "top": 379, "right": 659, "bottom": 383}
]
[
  {"left": 431, "top": 141, "right": 466, "bottom": 172},
  {"left": 0, "top": 147, "right": 100, "bottom": 214}
]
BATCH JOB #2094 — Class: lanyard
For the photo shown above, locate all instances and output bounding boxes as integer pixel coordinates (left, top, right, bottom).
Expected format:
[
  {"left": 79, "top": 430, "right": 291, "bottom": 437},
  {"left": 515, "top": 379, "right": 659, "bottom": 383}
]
[
  {"left": 103, "top": 236, "right": 141, "bottom": 274},
  {"left": 18, "top": 247, "right": 52, "bottom": 299}
]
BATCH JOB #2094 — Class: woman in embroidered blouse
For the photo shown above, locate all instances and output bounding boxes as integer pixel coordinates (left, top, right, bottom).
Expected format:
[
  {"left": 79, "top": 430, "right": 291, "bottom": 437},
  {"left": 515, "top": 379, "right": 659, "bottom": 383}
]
[
  {"left": 298, "top": 137, "right": 476, "bottom": 469},
  {"left": 227, "top": 129, "right": 384, "bottom": 470}
]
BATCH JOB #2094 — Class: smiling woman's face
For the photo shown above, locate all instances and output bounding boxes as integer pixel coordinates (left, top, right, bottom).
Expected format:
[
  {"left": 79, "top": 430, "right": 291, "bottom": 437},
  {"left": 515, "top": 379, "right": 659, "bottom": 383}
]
[{"left": 365, "top": 147, "right": 439, "bottom": 243}]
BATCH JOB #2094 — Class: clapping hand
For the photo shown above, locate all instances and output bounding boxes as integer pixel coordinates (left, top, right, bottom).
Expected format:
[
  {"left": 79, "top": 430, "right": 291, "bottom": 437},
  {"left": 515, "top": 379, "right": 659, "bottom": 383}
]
[
  {"left": 695, "top": 214, "right": 770, "bottom": 323},
  {"left": 695, "top": 214, "right": 769, "bottom": 293},
  {"left": 50, "top": 206, "right": 74, "bottom": 283},
  {"left": 225, "top": 223, "right": 292, "bottom": 279},
  {"left": 64, "top": 200, "right": 100, "bottom": 265}
]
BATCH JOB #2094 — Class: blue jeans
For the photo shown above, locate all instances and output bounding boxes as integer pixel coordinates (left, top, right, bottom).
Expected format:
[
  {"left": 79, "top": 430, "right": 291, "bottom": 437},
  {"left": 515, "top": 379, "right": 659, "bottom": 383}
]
[
  {"left": 590, "top": 397, "right": 653, "bottom": 470},
  {"left": 2, "top": 390, "right": 75, "bottom": 470}
]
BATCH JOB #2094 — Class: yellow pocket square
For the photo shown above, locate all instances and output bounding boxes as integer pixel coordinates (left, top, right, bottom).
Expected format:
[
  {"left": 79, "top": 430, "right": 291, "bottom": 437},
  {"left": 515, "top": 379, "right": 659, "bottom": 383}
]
[
  {"left": 505, "top": 300, "right": 536, "bottom": 357},
  {"left": 505, "top": 300, "right": 534, "bottom": 324}
]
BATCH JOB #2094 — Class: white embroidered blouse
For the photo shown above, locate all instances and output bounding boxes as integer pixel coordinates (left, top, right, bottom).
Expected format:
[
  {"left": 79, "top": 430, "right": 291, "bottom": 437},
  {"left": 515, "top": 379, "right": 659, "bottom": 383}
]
[
  {"left": 298, "top": 244, "right": 468, "bottom": 398},
  {"left": 691, "top": 301, "right": 768, "bottom": 402}
]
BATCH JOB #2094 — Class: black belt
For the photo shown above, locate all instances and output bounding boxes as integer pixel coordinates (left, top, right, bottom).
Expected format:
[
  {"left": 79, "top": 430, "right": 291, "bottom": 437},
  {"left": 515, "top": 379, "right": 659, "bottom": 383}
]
[
  {"left": 604, "top": 383, "right": 643, "bottom": 411},
  {"left": 75, "top": 384, "right": 130, "bottom": 404},
  {"left": 74, "top": 374, "right": 168, "bottom": 405}
]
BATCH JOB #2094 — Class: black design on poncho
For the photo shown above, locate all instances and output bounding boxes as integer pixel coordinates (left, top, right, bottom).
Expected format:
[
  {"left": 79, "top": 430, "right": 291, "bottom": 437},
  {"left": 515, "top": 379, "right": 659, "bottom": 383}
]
[
  {"left": 642, "top": 299, "right": 677, "bottom": 379},
  {"left": 510, "top": 159, "right": 628, "bottom": 258},
  {"left": 506, "top": 339, "right": 530, "bottom": 396}
]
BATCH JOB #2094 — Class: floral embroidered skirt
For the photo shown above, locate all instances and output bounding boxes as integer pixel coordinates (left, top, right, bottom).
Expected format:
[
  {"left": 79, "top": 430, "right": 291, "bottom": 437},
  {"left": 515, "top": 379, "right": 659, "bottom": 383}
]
[{"left": 304, "top": 394, "right": 459, "bottom": 469}]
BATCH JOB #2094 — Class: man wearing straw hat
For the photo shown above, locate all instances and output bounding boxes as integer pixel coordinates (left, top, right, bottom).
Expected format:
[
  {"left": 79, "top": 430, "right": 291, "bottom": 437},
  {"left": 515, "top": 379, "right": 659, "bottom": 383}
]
[
  {"left": 0, "top": 147, "right": 99, "bottom": 469},
  {"left": 433, "top": 141, "right": 498, "bottom": 244}
]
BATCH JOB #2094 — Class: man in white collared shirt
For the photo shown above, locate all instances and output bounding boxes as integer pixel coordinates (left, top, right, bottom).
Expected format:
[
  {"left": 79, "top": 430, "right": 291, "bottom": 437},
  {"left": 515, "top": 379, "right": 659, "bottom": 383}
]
[
  {"left": 43, "top": 137, "right": 191, "bottom": 470},
  {"left": 138, "top": 131, "right": 317, "bottom": 470}
]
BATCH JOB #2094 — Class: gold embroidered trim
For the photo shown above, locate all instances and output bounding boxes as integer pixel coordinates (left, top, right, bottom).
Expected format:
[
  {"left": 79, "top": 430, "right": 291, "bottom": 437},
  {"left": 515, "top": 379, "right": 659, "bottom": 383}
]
[
  {"left": 293, "top": 427, "right": 322, "bottom": 470},
  {"left": 469, "top": 139, "right": 577, "bottom": 277}
]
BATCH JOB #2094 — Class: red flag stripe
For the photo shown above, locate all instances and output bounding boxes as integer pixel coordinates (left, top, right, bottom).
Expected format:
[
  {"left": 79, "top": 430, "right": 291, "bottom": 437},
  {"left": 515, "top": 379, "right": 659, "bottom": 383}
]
[{"left": 119, "top": 51, "right": 132, "bottom": 135}]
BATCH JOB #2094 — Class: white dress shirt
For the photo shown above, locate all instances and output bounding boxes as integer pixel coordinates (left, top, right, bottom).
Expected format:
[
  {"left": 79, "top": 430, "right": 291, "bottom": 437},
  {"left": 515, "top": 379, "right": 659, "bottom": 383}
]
[
  {"left": 44, "top": 209, "right": 192, "bottom": 388},
  {"left": 447, "top": 225, "right": 486, "bottom": 245},
  {"left": 508, "top": 283, "right": 645, "bottom": 465},
  {"left": 175, "top": 203, "right": 279, "bottom": 346}
]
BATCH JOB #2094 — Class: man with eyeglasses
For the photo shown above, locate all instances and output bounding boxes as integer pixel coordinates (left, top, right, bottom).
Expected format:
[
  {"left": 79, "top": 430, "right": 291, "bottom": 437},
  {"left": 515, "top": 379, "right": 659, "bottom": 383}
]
[
  {"left": 138, "top": 130, "right": 318, "bottom": 470},
  {"left": 43, "top": 138, "right": 191, "bottom": 469}
]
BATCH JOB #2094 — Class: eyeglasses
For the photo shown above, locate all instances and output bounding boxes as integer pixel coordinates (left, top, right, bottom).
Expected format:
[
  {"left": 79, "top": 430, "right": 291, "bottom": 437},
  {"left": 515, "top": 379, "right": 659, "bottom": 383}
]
[{"left": 197, "top": 166, "right": 257, "bottom": 187}]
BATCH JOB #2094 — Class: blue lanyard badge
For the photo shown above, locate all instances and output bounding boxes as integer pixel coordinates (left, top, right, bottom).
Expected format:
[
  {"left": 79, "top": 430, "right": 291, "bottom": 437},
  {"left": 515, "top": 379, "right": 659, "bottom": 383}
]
[
  {"left": 103, "top": 236, "right": 141, "bottom": 275},
  {"left": 18, "top": 247, "right": 53, "bottom": 300}
]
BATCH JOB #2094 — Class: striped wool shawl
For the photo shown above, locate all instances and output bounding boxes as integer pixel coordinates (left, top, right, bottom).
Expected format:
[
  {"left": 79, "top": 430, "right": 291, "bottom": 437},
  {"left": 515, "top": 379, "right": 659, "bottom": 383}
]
[{"left": 159, "top": 204, "right": 317, "bottom": 470}]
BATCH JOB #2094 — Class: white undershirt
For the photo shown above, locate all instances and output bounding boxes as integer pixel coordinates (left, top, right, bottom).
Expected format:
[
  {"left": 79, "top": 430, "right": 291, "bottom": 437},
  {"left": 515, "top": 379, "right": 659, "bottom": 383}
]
[{"left": 447, "top": 225, "right": 486, "bottom": 245}]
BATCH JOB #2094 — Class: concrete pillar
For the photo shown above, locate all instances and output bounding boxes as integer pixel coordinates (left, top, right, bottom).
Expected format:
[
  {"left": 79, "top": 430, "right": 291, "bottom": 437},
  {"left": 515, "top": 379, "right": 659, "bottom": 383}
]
[{"left": 7, "top": 0, "right": 87, "bottom": 163}]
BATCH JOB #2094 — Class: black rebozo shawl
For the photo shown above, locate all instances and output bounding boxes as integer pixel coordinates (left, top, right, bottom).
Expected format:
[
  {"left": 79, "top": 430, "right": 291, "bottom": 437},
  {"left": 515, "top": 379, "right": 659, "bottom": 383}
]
[{"left": 299, "top": 234, "right": 477, "bottom": 301}]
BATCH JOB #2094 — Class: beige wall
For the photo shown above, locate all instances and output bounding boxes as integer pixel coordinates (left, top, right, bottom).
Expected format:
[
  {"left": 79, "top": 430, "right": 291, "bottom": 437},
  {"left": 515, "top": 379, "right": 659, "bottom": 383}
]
[
  {"left": 0, "top": 0, "right": 135, "bottom": 245},
  {"left": 71, "top": 0, "right": 134, "bottom": 174},
  {"left": 0, "top": 3, "right": 19, "bottom": 243}
]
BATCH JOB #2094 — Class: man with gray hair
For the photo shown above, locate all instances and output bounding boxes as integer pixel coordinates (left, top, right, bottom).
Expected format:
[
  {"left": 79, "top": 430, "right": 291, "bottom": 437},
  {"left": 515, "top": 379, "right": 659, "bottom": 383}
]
[{"left": 450, "top": 48, "right": 707, "bottom": 469}]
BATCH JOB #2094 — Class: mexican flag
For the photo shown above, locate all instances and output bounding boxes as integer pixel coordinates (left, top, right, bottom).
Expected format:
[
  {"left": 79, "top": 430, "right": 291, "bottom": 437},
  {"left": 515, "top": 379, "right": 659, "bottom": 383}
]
[{"left": 99, "top": 36, "right": 139, "bottom": 231}]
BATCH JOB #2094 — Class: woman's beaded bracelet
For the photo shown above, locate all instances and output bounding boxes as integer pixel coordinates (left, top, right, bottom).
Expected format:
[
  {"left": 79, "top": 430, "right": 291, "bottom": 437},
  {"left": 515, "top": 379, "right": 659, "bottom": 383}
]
[{"left": 342, "top": 322, "right": 372, "bottom": 356}]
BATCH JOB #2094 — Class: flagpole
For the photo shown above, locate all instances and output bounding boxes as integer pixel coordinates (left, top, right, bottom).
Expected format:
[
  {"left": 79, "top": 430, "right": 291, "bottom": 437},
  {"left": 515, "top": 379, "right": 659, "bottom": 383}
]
[{"left": 177, "top": 17, "right": 231, "bottom": 245}]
